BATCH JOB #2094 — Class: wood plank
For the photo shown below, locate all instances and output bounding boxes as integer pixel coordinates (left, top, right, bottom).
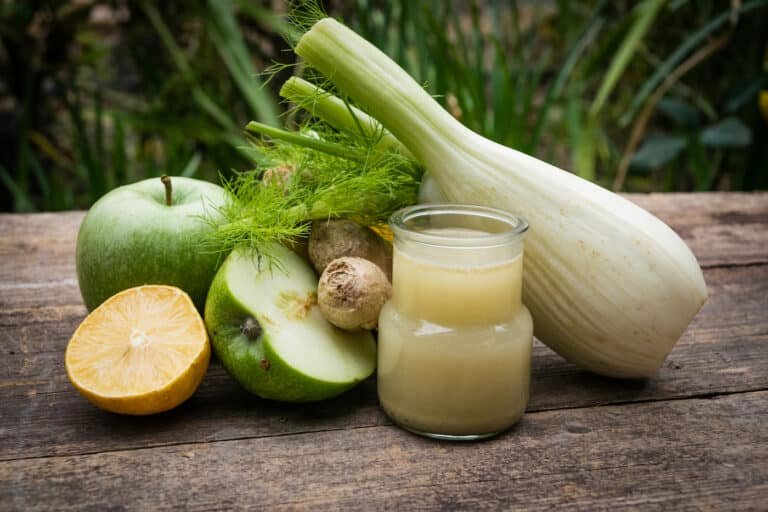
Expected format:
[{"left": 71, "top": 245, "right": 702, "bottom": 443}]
[
  {"left": 627, "top": 192, "right": 768, "bottom": 268},
  {"left": 0, "top": 212, "right": 83, "bottom": 287},
  {"left": 0, "top": 193, "right": 765, "bottom": 298},
  {"left": 1, "top": 263, "right": 765, "bottom": 461},
  {"left": 2, "top": 390, "right": 766, "bottom": 511}
]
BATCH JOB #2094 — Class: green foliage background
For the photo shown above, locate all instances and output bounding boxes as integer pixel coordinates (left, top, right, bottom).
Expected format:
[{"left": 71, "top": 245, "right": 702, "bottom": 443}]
[{"left": 1, "top": 0, "right": 767, "bottom": 212}]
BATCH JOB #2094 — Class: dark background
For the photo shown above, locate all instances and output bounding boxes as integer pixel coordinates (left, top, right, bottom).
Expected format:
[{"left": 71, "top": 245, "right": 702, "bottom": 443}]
[{"left": 2, "top": 0, "right": 766, "bottom": 212}]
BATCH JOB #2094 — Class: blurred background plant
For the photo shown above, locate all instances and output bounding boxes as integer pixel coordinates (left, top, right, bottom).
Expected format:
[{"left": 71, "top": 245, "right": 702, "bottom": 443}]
[{"left": 2, "top": 0, "right": 766, "bottom": 212}]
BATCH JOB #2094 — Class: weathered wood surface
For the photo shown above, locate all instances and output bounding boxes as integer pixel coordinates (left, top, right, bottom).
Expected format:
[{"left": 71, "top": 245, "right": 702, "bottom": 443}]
[
  {"left": 3, "top": 392, "right": 766, "bottom": 511},
  {"left": 1, "top": 192, "right": 766, "bottom": 510}
]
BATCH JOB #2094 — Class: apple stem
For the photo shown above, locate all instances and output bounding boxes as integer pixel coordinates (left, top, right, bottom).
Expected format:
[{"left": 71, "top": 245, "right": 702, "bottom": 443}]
[{"left": 161, "top": 175, "right": 172, "bottom": 206}]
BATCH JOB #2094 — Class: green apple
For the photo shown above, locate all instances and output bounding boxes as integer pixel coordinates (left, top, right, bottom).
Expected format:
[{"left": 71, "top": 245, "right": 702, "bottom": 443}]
[
  {"left": 205, "top": 244, "right": 376, "bottom": 402},
  {"left": 76, "top": 176, "right": 227, "bottom": 311}
]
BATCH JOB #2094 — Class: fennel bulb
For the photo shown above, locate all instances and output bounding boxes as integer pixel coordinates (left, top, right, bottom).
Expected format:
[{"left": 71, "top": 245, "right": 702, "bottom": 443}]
[{"left": 295, "top": 18, "right": 708, "bottom": 378}]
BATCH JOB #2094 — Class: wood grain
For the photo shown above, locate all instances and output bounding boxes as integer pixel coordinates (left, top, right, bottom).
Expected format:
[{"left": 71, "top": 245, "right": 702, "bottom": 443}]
[
  {"left": 1, "top": 259, "right": 766, "bottom": 462},
  {"left": 1, "top": 193, "right": 766, "bottom": 510},
  {"left": 2, "top": 390, "right": 766, "bottom": 511},
  {"left": 0, "top": 193, "right": 765, "bottom": 295},
  {"left": 0, "top": 212, "right": 83, "bottom": 286},
  {"left": 627, "top": 192, "right": 768, "bottom": 268}
]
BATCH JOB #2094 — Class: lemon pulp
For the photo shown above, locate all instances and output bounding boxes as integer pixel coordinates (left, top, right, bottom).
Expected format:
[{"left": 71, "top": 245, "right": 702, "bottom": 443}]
[{"left": 65, "top": 285, "right": 210, "bottom": 415}]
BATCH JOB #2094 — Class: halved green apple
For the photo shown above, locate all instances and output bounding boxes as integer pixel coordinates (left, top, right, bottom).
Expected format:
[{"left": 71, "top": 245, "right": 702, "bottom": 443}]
[{"left": 204, "top": 245, "right": 376, "bottom": 402}]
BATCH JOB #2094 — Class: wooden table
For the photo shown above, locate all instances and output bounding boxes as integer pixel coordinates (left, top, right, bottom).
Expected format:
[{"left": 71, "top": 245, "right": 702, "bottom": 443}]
[{"left": 1, "top": 193, "right": 766, "bottom": 510}]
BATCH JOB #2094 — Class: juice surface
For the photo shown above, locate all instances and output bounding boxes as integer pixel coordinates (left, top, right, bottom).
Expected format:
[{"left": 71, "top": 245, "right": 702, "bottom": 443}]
[{"left": 391, "top": 240, "right": 523, "bottom": 326}]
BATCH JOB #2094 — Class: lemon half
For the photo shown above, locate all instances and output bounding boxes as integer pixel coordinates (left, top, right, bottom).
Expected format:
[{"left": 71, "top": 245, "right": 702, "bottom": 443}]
[{"left": 66, "top": 285, "right": 210, "bottom": 415}]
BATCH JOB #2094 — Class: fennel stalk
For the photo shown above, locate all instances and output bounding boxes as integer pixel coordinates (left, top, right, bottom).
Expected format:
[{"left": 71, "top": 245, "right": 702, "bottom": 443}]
[
  {"left": 293, "top": 18, "right": 708, "bottom": 378},
  {"left": 209, "top": 121, "right": 421, "bottom": 259}
]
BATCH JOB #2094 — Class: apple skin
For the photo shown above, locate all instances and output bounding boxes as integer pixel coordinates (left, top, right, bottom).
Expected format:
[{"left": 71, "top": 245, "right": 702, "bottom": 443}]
[
  {"left": 204, "top": 245, "right": 377, "bottom": 402},
  {"left": 76, "top": 176, "right": 227, "bottom": 312}
]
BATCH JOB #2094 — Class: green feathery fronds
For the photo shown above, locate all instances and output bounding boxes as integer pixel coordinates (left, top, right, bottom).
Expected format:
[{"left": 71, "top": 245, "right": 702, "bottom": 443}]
[
  {"left": 205, "top": 4, "right": 423, "bottom": 264},
  {"left": 284, "top": 0, "right": 327, "bottom": 45},
  {"left": 207, "top": 117, "right": 422, "bottom": 262}
]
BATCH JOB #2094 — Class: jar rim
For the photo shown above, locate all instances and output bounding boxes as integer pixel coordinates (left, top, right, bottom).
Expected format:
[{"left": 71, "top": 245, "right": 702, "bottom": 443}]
[{"left": 389, "top": 203, "right": 528, "bottom": 248}]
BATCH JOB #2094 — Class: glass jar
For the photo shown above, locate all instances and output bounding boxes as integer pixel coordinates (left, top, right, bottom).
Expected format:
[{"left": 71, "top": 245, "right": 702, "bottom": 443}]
[{"left": 377, "top": 204, "right": 532, "bottom": 441}]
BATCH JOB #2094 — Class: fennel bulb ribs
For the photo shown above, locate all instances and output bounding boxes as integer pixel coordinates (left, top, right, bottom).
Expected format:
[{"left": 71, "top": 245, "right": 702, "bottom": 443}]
[{"left": 294, "top": 18, "right": 708, "bottom": 378}]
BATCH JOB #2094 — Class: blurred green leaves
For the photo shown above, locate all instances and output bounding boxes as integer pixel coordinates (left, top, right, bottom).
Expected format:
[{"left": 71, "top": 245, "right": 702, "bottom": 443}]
[
  {"left": 1, "top": 0, "right": 767, "bottom": 212},
  {"left": 1, "top": 1, "right": 287, "bottom": 212},
  {"left": 631, "top": 96, "right": 756, "bottom": 191},
  {"left": 631, "top": 135, "right": 688, "bottom": 170},
  {"left": 343, "top": 0, "right": 767, "bottom": 192},
  {"left": 700, "top": 118, "right": 753, "bottom": 148}
]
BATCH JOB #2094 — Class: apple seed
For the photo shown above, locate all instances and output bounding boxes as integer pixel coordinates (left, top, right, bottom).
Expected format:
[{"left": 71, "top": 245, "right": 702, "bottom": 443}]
[{"left": 240, "top": 316, "right": 262, "bottom": 340}]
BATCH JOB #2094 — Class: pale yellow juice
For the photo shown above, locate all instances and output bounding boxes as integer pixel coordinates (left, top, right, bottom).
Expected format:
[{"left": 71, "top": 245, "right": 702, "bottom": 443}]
[{"left": 378, "top": 227, "right": 533, "bottom": 437}]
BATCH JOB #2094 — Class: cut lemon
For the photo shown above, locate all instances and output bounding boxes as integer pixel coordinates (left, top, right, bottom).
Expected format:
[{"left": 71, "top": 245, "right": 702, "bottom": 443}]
[{"left": 66, "top": 285, "right": 210, "bottom": 415}]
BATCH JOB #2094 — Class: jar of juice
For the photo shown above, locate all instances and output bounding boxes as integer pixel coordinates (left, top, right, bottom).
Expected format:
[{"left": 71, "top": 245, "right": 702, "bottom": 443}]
[{"left": 377, "top": 204, "right": 532, "bottom": 440}]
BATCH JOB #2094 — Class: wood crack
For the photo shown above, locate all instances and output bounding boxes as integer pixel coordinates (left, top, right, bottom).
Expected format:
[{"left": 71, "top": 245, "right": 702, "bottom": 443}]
[
  {"left": 2, "top": 390, "right": 766, "bottom": 464},
  {"left": 701, "top": 260, "right": 768, "bottom": 270},
  {"left": 533, "top": 386, "right": 768, "bottom": 414},
  {"left": 0, "top": 423, "right": 388, "bottom": 463}
]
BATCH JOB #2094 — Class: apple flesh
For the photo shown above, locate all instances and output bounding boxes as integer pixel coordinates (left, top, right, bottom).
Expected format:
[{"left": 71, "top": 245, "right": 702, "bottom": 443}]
[
  {"left": 205, "top": 244, "right": 377, "bottom": 402},
  {"left": 76, "top": 176, "right": 227, "bottom": 311}
]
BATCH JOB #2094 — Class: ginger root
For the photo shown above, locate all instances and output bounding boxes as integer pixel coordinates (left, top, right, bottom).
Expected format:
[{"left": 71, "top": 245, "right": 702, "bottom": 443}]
[
  {"left": 317, "top": 257, "right": 392, "bottom": 331},
  {"left": 309, "top": 220, "right": 392, "bottom": 281}
]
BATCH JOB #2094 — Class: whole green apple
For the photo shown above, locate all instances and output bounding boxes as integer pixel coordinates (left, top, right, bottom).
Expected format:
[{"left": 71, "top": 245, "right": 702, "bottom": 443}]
[{"left": 76, "top": 176, "right": 227, "bottom": 311}]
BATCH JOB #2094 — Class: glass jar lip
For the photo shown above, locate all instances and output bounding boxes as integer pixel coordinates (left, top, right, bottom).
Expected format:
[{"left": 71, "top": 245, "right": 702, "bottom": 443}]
[{"left": 389, "top": 203, "right": 528, "bottom": 248}]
